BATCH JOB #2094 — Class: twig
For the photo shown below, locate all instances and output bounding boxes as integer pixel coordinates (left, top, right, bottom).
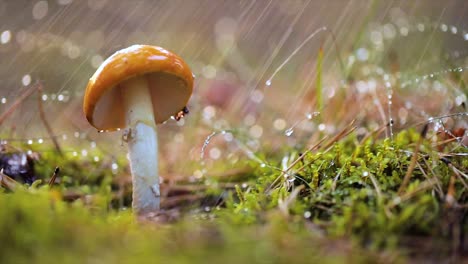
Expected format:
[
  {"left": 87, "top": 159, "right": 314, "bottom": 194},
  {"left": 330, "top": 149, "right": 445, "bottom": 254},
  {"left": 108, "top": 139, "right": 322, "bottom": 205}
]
[
  {"left": 37, "top": 84, "right": 63, "bottom": 156},
  {"left": 398, "top": 124, "right": 429, "bottom": 194},
  {"left": 322, "top": 121, "right": 357, "bottom": 151},
  {"left": 48, "top": 167, "right": 60, "bottom": 187},
  {"left": 368, "top": 172, "right": 382, "bottom": 200},
  {"left": 359, "top": 122, "right": 388, "bottom": 145},
  {"left": 445, "top": 173, "right": 456, "bottom": 208},
  {"left": 278, "top": 185, "right": 305, "bottom": 217},
  {"left": 417, "top": 161, "right": 443, "bottom": 197},
  {"left": 0, "top": 169, "right": 22, "bottom": 191},
  {"left": 389, "top": 180, "right": 436, "bottom": 209},
  {"left": 0, "top": 83, "right": 40, "bottom": 126}
]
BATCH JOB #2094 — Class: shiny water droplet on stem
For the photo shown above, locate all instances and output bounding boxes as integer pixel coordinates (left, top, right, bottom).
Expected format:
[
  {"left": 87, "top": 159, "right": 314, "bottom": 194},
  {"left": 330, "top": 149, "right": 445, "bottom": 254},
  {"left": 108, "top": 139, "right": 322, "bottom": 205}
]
[{"left": 284, "top": 128, "right": 294, "bottom": 137}]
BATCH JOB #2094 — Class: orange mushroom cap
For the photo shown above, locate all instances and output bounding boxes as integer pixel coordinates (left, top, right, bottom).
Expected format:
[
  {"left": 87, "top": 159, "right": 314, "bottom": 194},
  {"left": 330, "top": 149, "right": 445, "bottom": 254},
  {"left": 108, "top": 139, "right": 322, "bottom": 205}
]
[{"left": 83, "top": 45, "right": 194, "bottom": 131}]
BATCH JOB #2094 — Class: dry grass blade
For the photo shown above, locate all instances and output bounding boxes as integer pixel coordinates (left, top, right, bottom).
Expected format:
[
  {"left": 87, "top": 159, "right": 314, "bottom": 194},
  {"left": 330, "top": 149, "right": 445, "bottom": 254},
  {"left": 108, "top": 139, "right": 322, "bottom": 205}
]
[
  {"left": 48, "top": 167, "right": 60, "bottom": 187},
  {"left": 321, "top": 119, "right": 357, "bottom": 151},
  {"left": 417, "top": 161, "right": 444, "bottom": 197},
  {"left": 266, "top": 119, "right": 357, "bottom": 193},
  {"left": 0, "top": 170, "right": 22, "bottom": 191},
  {"left": 359, "top": 122, "right": 388, "bottom": 145},
  {"left": 398, "top": 123, "right": 429, "bottom": 194},
  {"left": 0, "top": 83, "right": 40, "bottom": 126},
  {"left": 389, "top": 180, "right": 437, "bottom": 209},
  {"left": 37, "top": 84, "right": 63, "bottom": 156},
  {"left": 278, "top": 185, "right": 305, "bottom": 217},
  {"left": 265, "top": 136, "right": 328, "bottom": 193},
  {"left": 445, "top": 174, "right": 456, "bottom": 207}
]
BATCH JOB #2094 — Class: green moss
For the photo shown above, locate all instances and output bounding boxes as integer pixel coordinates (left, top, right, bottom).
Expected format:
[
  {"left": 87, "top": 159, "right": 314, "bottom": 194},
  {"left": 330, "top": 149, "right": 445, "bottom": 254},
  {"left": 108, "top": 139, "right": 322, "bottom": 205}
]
[{"left": 0, "top": 129, "right": 466, "bottom": 263}]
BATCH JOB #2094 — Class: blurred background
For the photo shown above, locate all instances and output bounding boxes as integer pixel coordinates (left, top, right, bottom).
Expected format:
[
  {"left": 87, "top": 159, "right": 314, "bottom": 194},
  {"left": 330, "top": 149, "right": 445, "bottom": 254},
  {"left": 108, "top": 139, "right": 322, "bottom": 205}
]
[{"left": 0, "top": 0, "right": 466, "bottom": 180}]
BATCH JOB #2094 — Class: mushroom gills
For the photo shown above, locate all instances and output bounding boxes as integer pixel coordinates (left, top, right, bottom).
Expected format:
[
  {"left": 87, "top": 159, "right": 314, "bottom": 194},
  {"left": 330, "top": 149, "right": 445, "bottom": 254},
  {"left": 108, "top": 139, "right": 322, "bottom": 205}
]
[{"left": 91, "top": 72, "right": 190, "bottom": 130}]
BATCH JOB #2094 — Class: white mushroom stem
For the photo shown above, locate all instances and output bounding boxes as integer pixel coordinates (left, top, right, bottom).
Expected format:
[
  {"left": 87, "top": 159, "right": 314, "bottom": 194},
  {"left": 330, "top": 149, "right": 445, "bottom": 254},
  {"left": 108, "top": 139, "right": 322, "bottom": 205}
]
[{"left": 121, "top": 76, "right": 160, "bottom": 214}]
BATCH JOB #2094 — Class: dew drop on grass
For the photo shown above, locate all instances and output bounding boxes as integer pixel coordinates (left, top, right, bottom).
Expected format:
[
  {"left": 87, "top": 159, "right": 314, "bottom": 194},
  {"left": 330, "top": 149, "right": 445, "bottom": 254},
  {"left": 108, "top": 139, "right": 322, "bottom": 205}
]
[
  {"left": 306, "top": 112, "right": 320, "bottom": 119},
  {"left": 285, "top": 128, "right": 294, "bottom": 137},
  {"left": 304, "top": 211, "right": 312, "bottom": 219},
  {"left": 265, "top": 79, "right": 272, "bottom": 86},
  {"left": 201, "top": 131, "right": 217, "bottom": 159}
]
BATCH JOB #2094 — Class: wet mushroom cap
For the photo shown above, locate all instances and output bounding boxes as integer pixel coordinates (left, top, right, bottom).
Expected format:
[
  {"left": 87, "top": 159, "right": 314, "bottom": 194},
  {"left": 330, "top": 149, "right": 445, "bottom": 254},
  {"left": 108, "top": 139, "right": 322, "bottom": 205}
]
[{"left": 83, "top": 45, "right": 194, "bottom": 131}]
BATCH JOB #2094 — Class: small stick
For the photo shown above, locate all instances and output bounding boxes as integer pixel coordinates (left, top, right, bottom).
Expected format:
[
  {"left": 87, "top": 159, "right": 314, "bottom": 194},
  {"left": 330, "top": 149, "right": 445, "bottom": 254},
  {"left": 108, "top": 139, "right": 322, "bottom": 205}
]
[
  {"left": 0, "top": 83, "right": 40, "bottom": 126},
  {"left": 321, "top": 120, "right": 357, "bottom": 151},
  {"left": 389, "top": 180, "right": 436, "bottom": 209},
  {"left": 359, "top": 122, "right": 388, "bottom": 145},
  {"left": 37, "top": 84, "right": 63, "bottom": 156},
  {"left": 48, "top": 167, "right": 60, "bottom": 187},
  {"left": 398, "top": 124, "right": 429, "bottom": 194},
  {"left": 0, "top": 169, "right": 21, "bottom": 191},
  {"left": 445, "top": 173, "right": 456, "bottom": 208}
]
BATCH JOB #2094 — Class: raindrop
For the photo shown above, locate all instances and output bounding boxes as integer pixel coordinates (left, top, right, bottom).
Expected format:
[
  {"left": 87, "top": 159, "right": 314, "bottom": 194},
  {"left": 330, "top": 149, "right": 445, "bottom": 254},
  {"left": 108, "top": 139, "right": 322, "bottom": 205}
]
[
  {"left": 1, "top": 30, "right": 11, "bottom": 44},
  {"left": 91, "top": 55, "right": 103, "bottom": 68},
  {"left": 249, "top": 125, "right": 263, "bottom": 138},
  {"left": 400, "top": 27, "right": 409, "bottom": 36},
  {"left": 202, "top": 65, "right": 216, "bottom": 79},
  {"left": 284, "top": 128, "right": 294, "bottom": 137},
  {"left": 356, "top": 48, "right": 369, "bottom": 61},
  {"left": 209, "top": 147, "right": 221, "bottom": 160},
  {"left": 32, "top": 1, "right": 48, "bottom": 20},
  {"left": 306, "top": 112, "right": 320, "bottom": 119},
  {"left": 260, "top": 163, "right": 266, "bottom": 168},
  {"left": 273, "top": 118, "right": 286, "bottom": 131},
  {"left": 265, "top": 79, "right": 272, "bottom": 86},
  {"left": 304, "top": 211, "right": 312, "bottom": 219},
  {"left": 440, "top": 24, "right": 448, "bottom": 32},
  {"left": 250, "top": 90, "right": 264, "bottom": 103},
  {"left": 362, "top": 171, "right": 369, "bottom": 177},
  {"left": 417, "top": 23, "right": 425, "bottom": 32},
  {"left": 450, "top": 26, "right": 457, "bottom": 34},
  {"left": 201, "top": 132, "right": 217, "bottom": 159},
  {"left": 22, "top": 74, "right": 31, "bottom": 86}
]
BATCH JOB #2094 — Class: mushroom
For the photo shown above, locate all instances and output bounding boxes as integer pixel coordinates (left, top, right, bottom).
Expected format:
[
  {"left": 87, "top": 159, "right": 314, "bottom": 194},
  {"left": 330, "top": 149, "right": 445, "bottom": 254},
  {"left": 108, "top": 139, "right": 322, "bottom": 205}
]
[{"left": 83, "top": 45, "right": 194, "bottom": 214}]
